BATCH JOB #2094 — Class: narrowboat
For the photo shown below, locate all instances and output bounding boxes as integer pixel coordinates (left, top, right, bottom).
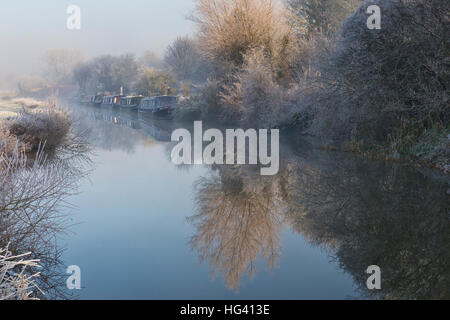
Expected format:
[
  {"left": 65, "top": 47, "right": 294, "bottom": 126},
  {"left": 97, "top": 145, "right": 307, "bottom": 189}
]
[
  {"left": 138, "top": 96, "right": 178, "bottom": 116},
  {"left": 93, "top": 94, "right": 104, "bottom": 106},
  {"left": 120, "top": 96, "right": 143, "bottom": 111},
  {"left": 81, "top": 95, "right": 96, "bottom": 105},
  {"left": 101, "top": 95, "right": 122, "bottom": 108}
]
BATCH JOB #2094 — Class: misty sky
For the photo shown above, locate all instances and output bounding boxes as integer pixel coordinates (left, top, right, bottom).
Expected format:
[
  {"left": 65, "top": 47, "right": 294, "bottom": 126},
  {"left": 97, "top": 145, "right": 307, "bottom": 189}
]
[{"left": 0, "top": 0, "right": 196, "bottom": 77}]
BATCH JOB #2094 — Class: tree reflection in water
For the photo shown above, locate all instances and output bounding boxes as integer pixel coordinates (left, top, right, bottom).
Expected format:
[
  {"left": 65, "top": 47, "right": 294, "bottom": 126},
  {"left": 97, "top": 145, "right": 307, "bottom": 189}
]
[
  {"left": 286, "top": 155, "right": 450, "bottom": 299},
  {"left": 189, "top": 145, "right": 450, "bottom": 299},
  {"left": 189, "top": 165, "right": 286, "bottom": 291}
]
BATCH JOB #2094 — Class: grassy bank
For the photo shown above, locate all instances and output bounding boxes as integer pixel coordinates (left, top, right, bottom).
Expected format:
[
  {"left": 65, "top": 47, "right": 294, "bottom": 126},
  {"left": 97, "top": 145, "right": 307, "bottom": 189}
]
[
  {"left": 0, "top": 94, "right": 45, "bottom": 118},
  {"left": 316, "top": 126, "right": 450, "bottom": 174}
]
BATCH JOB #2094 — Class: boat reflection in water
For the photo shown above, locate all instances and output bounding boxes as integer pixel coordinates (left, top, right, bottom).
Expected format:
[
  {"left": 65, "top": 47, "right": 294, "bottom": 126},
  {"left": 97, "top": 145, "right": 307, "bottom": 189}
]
[{"left": 91, "top": 107, "right": 174, "bottom": 142}]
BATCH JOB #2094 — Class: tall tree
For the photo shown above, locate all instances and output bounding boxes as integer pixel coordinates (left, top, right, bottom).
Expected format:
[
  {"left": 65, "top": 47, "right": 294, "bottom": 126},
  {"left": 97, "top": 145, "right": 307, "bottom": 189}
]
[
  {"left": 138, "top": 51, "right": 164, "bottom": 70},
  {"left": 43, "top": 49, "right": 85, "bottom": 85},
  {"left": 73, "top": 63, "right": 92, "bottom": 93},
  {"left": 164, "top": 37, "right": 202, "bottom": 81},
  {"left": 135, "top": 68, "right": 176, "bottom": 96},
  {"left": 191, "top": 0, "right": 294, "bottom": 68},
  {"left": 89, "top": 54, "right": 138, "bottom": 93}
]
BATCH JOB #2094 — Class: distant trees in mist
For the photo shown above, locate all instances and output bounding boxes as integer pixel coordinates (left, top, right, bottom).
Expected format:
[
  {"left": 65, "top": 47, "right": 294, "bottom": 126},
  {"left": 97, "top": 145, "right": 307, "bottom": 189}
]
[{"left": 43, "top": 49, "right": 86, "bottom": 86}]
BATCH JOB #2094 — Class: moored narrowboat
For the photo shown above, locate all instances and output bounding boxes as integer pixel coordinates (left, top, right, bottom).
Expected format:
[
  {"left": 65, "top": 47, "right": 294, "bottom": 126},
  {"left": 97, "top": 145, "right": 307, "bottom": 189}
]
[
  {"left": 138, "top": 96, "right": 178, "bottom": 116},
  {"left": 120, "top": 96, "right": 143, "bottom": 110},
  {"left": 101, "top": 95, "right": 122, "bottom": 107},
  {"left": 93, "top": 94, "right": 104, "bottom": 106},
  {"left": 81, "top": 95, "right": 96, "bottom": 105}
]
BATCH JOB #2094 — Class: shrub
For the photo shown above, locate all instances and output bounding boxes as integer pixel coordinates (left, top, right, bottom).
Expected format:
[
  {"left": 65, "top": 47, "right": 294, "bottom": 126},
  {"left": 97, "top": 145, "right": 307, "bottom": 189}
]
[
  {"left": 164, "top": 37, "right": 211, "bottom": 82},
  {"left": 220, "top": 49, "right": 284, "bottom": 126},
  {"left": 6, "top": 103, "right": 70, "bottom": 155},
  {"left": 0, "top": 100, "right": 86, "bottom": 160},
  {"left": 308, "top": 0, "right": 450, "bottom": 150}
]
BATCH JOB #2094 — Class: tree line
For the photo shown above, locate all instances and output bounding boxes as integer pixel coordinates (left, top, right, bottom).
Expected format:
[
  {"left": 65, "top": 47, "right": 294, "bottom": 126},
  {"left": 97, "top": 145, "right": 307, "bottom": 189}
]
[{"left": 20, "top": 0, "right": 449, "bottom": 169}]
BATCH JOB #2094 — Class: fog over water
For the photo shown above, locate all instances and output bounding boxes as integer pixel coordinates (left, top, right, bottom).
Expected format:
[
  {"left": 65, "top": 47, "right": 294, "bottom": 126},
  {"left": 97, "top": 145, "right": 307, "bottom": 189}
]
[{"left": 56, "top": 105, "right": 450, "bottom": 299}]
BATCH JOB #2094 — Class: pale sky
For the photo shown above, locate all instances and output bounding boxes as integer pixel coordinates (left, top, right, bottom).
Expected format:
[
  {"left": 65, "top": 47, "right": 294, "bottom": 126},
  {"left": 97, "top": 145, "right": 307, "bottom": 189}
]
[{"left": 0, "top": 0, "right": 196, "bottom": 78}]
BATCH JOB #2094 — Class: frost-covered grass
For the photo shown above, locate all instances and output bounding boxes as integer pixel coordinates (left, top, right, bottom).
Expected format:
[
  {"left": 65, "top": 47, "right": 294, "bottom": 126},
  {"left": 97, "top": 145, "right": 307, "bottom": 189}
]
[
  {"left": 0, "top": 96, "right": 44, "bottom": 118},
  {"left": 0, "top": 245, "right": 42, "bottom": 300}
]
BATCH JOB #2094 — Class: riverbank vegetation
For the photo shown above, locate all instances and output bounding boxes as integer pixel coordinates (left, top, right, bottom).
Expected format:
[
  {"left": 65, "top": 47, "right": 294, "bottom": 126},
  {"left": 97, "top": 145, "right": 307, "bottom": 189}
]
[
  {"left": 0, "top": 94, "right": 45, "bottom": 117},
  {"left": 9, "top": 0, "right": 448, "bottom": 171},
  {"left": 173, "top": 0, "right": 448, "bottom": 171},
  {"left": 71, "top": 0, "right": 448, "bottom": 171},
  {"left": 0, "top": 101, "right": 91, "bottom": 299}
]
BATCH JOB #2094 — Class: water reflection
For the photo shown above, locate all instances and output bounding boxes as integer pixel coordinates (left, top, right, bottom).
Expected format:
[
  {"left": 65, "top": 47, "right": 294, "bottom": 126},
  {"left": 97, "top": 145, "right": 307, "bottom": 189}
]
[
  {"left": 92, "top": 109, "right": 173, "bottom": 142},
  {"left": 189, "top": 167, "right": 284, "bottom": 291},
  {"left": 72, "top": 104, "right": 450, "bottom": 299},
  {"left": 284, "top": 155, "right": 450, "bottom": 299},
  {"left": 189, "top": 138, "right": 450, "bottom": 298}
]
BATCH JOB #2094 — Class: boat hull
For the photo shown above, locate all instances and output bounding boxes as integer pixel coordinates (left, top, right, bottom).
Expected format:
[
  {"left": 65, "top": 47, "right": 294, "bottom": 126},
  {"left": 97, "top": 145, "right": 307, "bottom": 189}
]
[
  {"left": 120, "top": 105, "right": 139, "bottom": 111},
  {"left": 139, "top": 107, "right": 171, "bottom": 115}
]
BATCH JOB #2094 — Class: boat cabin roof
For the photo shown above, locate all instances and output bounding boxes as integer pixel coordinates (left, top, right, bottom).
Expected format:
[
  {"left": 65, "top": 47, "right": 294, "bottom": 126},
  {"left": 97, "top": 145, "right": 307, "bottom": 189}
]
[
  {"left": 141, "top": 95, "right": 177, "bottom": 101},
  {"left": 123, "top": 95, "right": 143, "bottom": 99}
]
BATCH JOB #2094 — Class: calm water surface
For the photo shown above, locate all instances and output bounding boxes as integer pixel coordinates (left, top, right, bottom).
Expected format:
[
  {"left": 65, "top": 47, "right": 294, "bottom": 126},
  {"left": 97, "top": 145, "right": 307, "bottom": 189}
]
[{"left": 60, "top": 105, "right": 449, "bottom": 300}]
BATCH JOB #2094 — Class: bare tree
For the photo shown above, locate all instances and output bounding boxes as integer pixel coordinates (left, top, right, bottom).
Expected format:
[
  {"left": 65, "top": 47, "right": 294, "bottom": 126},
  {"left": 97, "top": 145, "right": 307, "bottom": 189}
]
[
  {"left": 73, "top": 63, "right": 92, "bottom": 94},
  {"left": 43, "top": 49, "right": 85, "bottom": 86},
  {"left": 139, "top": 51, "right": 164, "bottom": 70},
  {"left": 191, "top": 0, "right": 295, "bottom": 69},
  {"left": 164, "top": 37, "right": 204, "bottom": 81}
]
